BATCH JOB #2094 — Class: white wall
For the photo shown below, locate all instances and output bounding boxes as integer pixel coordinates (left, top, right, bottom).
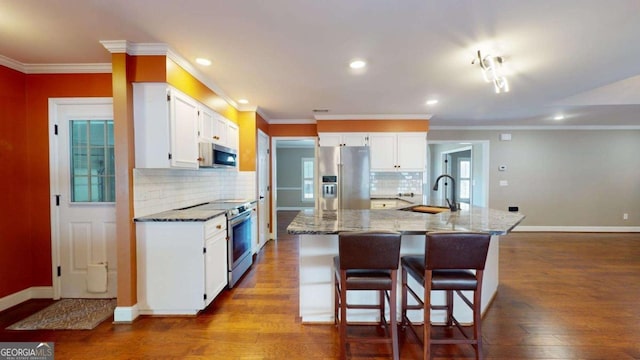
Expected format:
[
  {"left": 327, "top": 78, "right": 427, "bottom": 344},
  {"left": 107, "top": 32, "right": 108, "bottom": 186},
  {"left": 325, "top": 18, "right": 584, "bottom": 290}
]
[
  {"left": 428, "top": 129, "right": 640, "bottom": 228},
  {"left": 133, "top": 169, "right": 256, "bottom": 217}
]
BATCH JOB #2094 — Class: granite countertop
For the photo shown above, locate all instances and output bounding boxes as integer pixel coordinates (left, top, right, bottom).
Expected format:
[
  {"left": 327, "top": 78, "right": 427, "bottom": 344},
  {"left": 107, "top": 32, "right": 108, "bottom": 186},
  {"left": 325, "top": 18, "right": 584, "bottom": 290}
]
[
  {"left": 135, "top": 199, "right": 257, "bottom": 222},
  {"left": 134, "top": 204, "right": 227, "bottom": 222},
  {"left": 286, "top": 207, "right": 525, "bottom": 235}
]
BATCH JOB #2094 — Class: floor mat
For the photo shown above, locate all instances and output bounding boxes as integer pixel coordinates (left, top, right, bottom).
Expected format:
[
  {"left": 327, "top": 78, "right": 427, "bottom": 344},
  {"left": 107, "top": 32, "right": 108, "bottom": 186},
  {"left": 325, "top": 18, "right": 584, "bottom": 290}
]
[{"left": 6, "top": 298, "right": 116, "bottom": 330}]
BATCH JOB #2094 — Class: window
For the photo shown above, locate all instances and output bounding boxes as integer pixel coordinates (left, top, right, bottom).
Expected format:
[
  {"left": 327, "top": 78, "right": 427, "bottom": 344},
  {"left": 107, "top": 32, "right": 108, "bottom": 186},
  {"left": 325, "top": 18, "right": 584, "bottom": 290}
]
[
  {"left": 302, "top": 157, "right": 315, "bottom": 201},
  {"left": 458, "top": 158, "right": 471, "bottom": 203},
  {"left": 70, "top": 120, "right": 115, "bottom": 202}
]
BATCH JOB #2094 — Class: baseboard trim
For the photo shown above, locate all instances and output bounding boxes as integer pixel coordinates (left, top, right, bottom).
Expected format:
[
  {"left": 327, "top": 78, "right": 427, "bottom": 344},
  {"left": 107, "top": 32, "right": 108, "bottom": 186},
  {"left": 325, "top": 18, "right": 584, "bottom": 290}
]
[
  {"left": 113, "top": 304, "right": 140, "bottom": 323},
  {"left": 0, "top": 286, "right": 53, "bottom": 312},
  {"left": 514, "top": 225, "right": 640, "bottom": 232}
]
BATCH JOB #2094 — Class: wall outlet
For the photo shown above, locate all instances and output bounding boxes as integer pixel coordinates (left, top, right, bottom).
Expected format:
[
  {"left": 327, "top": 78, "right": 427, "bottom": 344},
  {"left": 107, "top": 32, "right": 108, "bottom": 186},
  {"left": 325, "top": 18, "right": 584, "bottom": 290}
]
[{"left": 623, "top": 213, "right": 629, "bottom": 220}]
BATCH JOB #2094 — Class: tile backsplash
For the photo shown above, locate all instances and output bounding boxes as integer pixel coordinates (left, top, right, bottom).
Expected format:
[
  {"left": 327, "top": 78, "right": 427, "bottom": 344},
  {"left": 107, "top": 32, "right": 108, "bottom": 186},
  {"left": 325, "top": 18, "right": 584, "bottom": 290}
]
[
  {"left": 370, "top": 172, "right": 425, "bottom": 198},
  {"left": 134, "top": 168, "right": 256, "bottom": 217}
]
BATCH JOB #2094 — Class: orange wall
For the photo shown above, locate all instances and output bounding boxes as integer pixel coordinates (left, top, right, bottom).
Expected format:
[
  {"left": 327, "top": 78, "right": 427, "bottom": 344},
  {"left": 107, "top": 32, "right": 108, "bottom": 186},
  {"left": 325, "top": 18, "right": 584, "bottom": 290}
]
[
  {"left": 0, "top": 66, "right": 30, "bottom": 298},
  {"left": 316, "top": 119, "right": 428, "bottom": 133},
  {"left": 269, "top": 123, "right": 317, "bottom": 136},
  {"left": 238, "top": 112, "right": 257, "bottom": 171},
  {"left": 0, "top": 67, "right": 112, "bottom": 298},
  {"left": 166, "top": 59, "right": 238, "bottom": 123}
]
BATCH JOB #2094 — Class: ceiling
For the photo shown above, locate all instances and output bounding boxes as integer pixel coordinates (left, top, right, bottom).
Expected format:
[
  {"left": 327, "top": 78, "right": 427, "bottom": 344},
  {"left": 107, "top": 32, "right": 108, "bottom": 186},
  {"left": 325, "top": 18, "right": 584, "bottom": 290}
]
[{"left": 2, "top": 0, "right": 640, "bottom": 127}]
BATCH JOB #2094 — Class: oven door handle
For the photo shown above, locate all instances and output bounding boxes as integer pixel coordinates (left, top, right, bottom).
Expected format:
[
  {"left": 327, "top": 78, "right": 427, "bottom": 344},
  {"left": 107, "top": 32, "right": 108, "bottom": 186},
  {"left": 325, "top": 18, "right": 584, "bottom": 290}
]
[{"left": 229, "top": 211, "right": 251, "bottom": 227}]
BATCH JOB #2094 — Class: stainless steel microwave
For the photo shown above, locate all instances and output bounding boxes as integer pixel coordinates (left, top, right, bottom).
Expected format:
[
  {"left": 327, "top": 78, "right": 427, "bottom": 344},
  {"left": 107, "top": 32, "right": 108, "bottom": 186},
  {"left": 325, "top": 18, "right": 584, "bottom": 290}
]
[{"left": 198, "top": 143, "right": 237, "bottom": 168}]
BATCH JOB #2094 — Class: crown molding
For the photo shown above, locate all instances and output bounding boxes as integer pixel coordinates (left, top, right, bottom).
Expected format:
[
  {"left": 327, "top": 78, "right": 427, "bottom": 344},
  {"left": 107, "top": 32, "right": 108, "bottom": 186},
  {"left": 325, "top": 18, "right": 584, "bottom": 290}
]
[
  {"left": 164, "top": 47, "right": 239, "bottom": 113},
  {"left": 99, "top": 41, "right": 241, "bottom": 113},
  {"left": 0, "top": 55, "right": 25, "bottom": 72},
  {"left": 269, "top": 118, "right": 317, "bottom": 125},
  {"left": 429, "top": 125, "right": 640, "bottom": 131},
  {"left": 254, "top": 107, "right": 271, "bottom": 123},
  {"left": 314, "top": 114, "right": 431, "bottom": 120},
  {"left": 100, "top": 40, "right": 168, "bottom": 55},
  {"left": 25, "top": 63, "right": 111, "bottom": 74},
  {"left": 0, "top": 55, "right": 110, "bottom": 74}
]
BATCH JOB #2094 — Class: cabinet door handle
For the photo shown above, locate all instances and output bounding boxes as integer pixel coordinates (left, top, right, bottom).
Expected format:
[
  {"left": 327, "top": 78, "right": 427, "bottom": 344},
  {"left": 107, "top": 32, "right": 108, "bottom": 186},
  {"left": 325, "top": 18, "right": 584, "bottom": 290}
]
[{"left": 216, "top": 224, "right": 222, "bottom": 229}]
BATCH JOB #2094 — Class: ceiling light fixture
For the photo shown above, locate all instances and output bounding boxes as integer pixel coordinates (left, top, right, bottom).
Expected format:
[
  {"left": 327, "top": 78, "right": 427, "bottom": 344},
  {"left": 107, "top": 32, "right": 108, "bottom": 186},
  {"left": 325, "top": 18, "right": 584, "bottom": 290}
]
[
  {"left": 237, "top": 99, "right": 249, "bottom": 104},
  {"left": 473, "top": 50, "right": 509, "bottom": 94},
  {"left": 349, "top": 60, "right": 367, "bottom": 69},
  {"left": 553, "top": 114, "right": 565, "bottom": 120},
  {"left": 195, "top": 58, "right": 212, "bottom": 66},
  {"left": 426, "top": 99, "right": 439, "bottom": 106}
]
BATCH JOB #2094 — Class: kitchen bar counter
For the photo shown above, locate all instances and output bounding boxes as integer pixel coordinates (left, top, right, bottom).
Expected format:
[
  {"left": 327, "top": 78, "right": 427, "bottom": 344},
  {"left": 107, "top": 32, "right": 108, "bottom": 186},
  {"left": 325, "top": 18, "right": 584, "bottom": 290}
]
[
  {"left": 287, "top": 206, "right": 524, "bottom": 235},
  {"left": 287, "top": 207, "right": 524, "bottom": 323}
]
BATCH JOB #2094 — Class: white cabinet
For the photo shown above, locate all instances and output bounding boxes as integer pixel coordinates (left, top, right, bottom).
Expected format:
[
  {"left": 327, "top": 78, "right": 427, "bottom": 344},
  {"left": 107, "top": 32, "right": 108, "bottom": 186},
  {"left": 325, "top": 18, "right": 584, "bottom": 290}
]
[
  {"left": 318, "top": 132, "right": 368, "bottom": 147},
  {"left": 369, "top": 132, "right": 426, "bottom": 171},
  {"left": 198, "top": 108, "right": 239, "bottom": 151},
  {"left": 227, "top": 122, "right": 239, "bottom": 150},
  {"left": 198, "top": 107, "right": 215, "bottom": 143},
  {"left": 370, "top": 198, "right": 414, "bottom": 209},
  {"left": 136, "top": 215, "right": 228, "bottom": 315},
  {"left": 204, "top": 216, "right": 228, "bottom": 305},
  {"left": 370, "top": 199, "right": 400, "bottom": 209},
  {"left": 133, "top": 83, "right": 199, "bottom": 169}
]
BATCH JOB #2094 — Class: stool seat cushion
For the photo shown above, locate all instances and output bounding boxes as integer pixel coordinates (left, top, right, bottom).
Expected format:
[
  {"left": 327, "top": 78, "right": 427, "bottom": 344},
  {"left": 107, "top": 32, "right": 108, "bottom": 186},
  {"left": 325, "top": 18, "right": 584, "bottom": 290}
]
[
  {"left": 334, "top": 256, "right": 393, "bottom": 290},
  {"left": 401, "top": 255, "right": 478, "bottom": 290}
]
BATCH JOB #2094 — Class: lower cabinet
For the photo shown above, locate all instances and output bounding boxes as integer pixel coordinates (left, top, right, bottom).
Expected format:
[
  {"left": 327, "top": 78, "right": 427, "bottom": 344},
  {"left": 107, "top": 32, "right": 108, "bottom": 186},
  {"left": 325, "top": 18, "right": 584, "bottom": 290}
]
[{"left": 136, "top": 215, "right": 228, "bottom": 315}]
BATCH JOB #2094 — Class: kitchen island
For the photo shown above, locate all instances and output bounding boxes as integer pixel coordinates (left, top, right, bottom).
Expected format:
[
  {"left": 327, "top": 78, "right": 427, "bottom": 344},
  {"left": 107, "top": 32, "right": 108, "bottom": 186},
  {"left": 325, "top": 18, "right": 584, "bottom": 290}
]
[{"left": 287, "top": 207, "right": 524, "bottom": 323}]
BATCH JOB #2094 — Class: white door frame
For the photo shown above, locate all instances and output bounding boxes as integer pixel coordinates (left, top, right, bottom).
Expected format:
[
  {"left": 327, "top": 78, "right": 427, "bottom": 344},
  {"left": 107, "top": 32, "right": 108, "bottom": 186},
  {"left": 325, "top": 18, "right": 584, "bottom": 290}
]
[
  {"left": 257, "top": 129, "right": 271, "bottom": 247},
  {"left": 270, "top": 136, "right": 317, "bottom": 240},
  {"left": 428, "top": 140, "right": 490, "bottom": 208},
  {"left": 48, "top": 97, "right": 113, "bottom": 299}
]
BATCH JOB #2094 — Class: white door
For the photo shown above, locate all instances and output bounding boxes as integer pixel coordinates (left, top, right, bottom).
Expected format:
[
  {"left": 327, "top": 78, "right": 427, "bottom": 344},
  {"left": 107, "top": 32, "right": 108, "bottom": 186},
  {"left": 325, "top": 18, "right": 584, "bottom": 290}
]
[
  {"left": 49, "top": 98, "right": 117, "bottom": 298},
  {"left": 257, "top": 130, "right": 270, "bottom": 247}
]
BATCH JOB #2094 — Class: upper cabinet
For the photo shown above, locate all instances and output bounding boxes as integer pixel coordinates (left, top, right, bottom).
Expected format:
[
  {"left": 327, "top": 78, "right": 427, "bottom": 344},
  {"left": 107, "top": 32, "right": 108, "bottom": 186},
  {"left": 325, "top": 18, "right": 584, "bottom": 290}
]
[
  {"left": 199, "top": 106, "right": 239, "bottom": 150},
  {"left": 134, "top": 83, "right": 199, "bottom": 169},
  {"left": 318, "top": 132, "right": 368, "bottom": 147},
  {"left": 369, "top": 132, "right": 426, "bottom": 171},
  {"left": 134, "top": 82, "right": 239, "bottom": 169}
]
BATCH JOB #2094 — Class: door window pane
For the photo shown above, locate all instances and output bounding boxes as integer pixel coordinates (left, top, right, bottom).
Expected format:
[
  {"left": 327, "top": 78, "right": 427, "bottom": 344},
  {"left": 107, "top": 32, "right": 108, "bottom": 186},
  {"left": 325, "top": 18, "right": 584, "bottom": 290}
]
[
  {"left": 458, "top": 159, "right": 471, "bottom": 202},
  {"left": 302, "top": 158, "right": 315, "bottom": 201},
  {"left": 70, "top": 120, "right": 115, "bottom": 202}
]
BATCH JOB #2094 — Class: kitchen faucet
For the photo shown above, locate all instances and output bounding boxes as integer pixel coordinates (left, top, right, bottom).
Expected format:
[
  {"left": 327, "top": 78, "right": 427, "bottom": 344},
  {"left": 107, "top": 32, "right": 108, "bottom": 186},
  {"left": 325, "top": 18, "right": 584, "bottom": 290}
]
[{"left": 433, "top": 174, "right": 458, "bottom": 211}]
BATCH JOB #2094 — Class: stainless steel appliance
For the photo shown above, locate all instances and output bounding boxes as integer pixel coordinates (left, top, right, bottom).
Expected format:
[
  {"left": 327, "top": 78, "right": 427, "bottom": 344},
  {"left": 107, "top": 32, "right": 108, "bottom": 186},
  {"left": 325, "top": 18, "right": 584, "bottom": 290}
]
[
  {"left": 198, "top": 143, "right": 237, "bottom": 168},
  {"left": 206, "top": 199, "right": 255, "bottom": 287},
  {"left": 317, "top": 146, "right": 370, "bottom": 210}
]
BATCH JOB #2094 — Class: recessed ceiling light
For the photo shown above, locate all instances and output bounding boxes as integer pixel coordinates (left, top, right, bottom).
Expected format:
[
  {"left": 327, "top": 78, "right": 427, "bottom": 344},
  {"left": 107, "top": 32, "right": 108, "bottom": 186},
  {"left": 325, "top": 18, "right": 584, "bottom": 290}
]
[
  {"left": 426, "top": 99, "right": 439, "bottom": 106},
  {"left": 195, "top": 58, "right": 212, "bottom": 66},
  {"left": 554, "top": 115, "right": 565, "bottom": 120},
  {"left": 349, "top": 60, "right": 367, "bottom": 69},
  {"left": 237, "top": 99, "right": 249, "bottom": 104}
]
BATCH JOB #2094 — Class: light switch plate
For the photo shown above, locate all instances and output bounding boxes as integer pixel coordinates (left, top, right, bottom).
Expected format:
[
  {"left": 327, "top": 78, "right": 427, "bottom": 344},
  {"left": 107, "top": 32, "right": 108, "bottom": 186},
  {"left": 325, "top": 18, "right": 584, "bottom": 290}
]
[{"left": 499, "top": 180, "right": 509, "bottom": 186}]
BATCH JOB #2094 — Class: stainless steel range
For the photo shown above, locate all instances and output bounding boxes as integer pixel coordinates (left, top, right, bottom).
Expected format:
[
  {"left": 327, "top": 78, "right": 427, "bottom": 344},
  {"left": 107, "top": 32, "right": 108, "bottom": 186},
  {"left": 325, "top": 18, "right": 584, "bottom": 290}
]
[{"left": 207, "top": 199, "right": 255, "bottom": 288}]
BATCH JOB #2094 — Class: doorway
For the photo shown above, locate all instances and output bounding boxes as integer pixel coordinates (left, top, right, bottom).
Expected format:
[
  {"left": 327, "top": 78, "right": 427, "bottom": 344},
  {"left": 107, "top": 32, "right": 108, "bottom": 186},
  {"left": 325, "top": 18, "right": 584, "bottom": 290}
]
[
  {"left": 49, "top": 98, "right": 117, "bottom": 299},
  {"left": 270, "top": 137, "right": 317, "bottom": 239},
  {"left": 257, "top": 130, "right": 270, "bottom": 250},
  {"left": 427, "top": 141, "right": 489, "bottom": 208}
]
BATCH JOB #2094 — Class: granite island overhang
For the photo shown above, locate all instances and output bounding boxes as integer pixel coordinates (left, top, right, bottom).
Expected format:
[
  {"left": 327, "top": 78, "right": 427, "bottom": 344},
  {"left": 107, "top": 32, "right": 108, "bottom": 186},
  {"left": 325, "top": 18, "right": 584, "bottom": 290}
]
[{"left": 287, "top": 207, "right": 525, "bottom": 324}]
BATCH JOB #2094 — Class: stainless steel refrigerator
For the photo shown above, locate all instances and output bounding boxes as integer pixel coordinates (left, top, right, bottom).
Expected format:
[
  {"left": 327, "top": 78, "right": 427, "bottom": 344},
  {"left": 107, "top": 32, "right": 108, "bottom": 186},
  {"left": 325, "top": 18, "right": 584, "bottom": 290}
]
[{"left": 317, "top": 146, "right": 370, "bottom": 210}]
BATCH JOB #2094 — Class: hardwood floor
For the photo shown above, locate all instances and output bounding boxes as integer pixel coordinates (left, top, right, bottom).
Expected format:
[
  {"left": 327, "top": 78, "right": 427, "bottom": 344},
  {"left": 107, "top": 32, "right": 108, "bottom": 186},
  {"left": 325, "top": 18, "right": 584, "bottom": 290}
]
[{"left": 1, "top": 212, "right": 639, "bottom": 359}]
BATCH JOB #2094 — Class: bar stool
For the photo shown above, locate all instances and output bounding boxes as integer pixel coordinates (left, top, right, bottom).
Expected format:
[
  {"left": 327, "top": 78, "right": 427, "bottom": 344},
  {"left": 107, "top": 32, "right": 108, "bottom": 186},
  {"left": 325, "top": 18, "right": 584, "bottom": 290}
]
[
  {"left": 401, "top": 232, "right": 491, "bottom": 360},
  {"left": 334, "top": 231, "right": 402, "bottom": 360}
]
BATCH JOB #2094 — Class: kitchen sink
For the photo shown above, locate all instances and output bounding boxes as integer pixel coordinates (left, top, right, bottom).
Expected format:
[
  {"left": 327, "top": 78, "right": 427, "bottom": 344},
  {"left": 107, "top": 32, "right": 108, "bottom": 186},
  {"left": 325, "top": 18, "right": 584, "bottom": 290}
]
[{"left": 399, "top": 205, "right": 451, "bottom": 214}]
